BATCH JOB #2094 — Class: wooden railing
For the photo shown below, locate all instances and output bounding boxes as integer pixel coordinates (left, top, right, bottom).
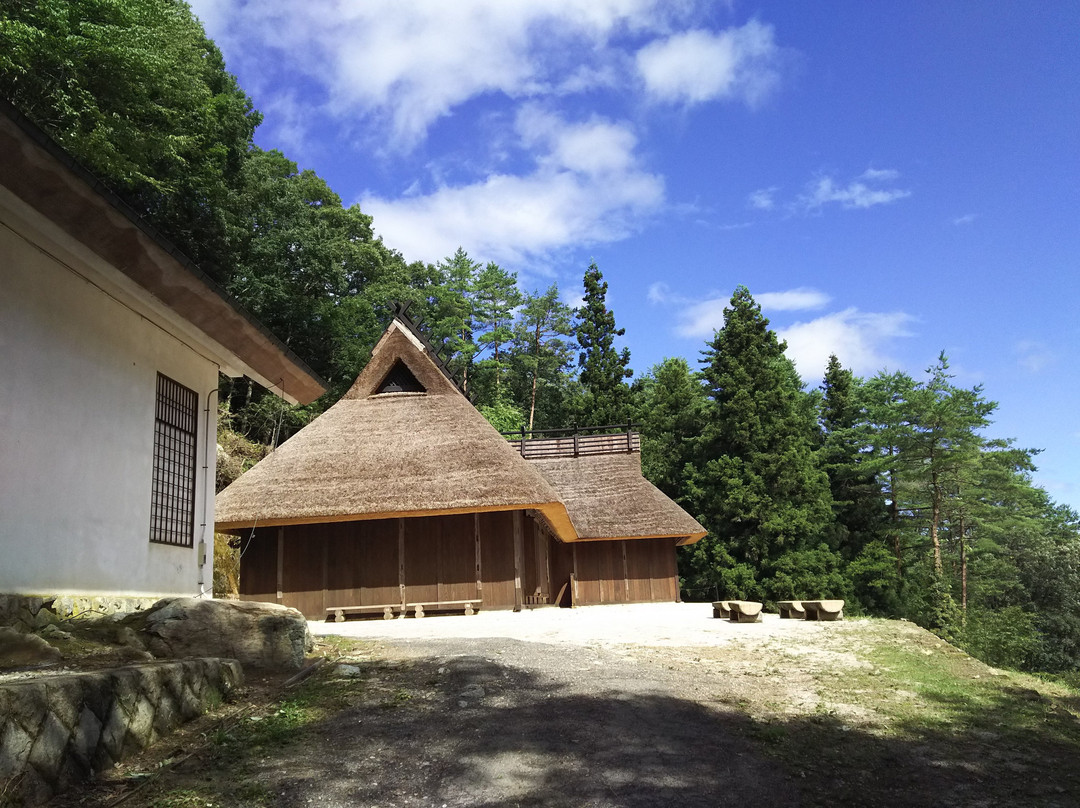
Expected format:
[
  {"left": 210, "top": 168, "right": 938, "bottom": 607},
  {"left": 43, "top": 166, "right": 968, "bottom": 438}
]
[{"left": 502, "top": 423, "right": 640, "bottom": 459}]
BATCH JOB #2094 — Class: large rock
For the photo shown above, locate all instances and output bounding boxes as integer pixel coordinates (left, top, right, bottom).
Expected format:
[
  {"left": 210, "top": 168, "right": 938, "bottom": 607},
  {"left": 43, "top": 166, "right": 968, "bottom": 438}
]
[
  {"left": 130, "top": 599, "right": 310, "bottom": 671},
  {"left": 0, "top": 627, "right": 62, "bottom": 669}
]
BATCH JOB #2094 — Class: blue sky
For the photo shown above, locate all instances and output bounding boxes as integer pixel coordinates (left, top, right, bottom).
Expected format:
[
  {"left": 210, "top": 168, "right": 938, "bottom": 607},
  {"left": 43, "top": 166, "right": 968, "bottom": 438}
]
[{"left": 188, "top": 1, "right": 1080, "bottom": 510}]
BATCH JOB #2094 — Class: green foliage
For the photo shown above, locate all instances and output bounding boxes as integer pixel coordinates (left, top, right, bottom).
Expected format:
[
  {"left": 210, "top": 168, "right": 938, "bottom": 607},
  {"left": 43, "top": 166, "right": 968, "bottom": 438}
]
[
  {"left": 478, "top": 397, "right": 525, "bottom": 433},
  {"left": 576, "top": 261, "right": 633, "bottom": 426},
  {"left": 958, "top": 606, "right": 1041, "bottom": 670},
  {"left": 765, "top": 544, "right": 850, "bottom": 604},
  {"left": 845, "top": 541, "right": 902, "bottom": 616},
  {"left": 636, "top": 357, "right": 706, "bottom": 503},
  {"left": 0, "top": 0, "right": 260, "bottom": 279}
]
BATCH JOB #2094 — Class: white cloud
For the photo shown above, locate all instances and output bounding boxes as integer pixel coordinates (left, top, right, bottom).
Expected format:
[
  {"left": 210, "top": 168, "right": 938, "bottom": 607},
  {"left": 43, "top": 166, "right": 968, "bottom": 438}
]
[
  {"left": 190, "top": 0, "right": 707, "bottom": 147},
  {"left": 1014, "top": 340, "right": 1053, "bottom": 373},
  {"left": 748, "top": 187, "right": 776, "bottom": 210},
  {"left": 778, "top": 309, "right": 915, "bottom": 378},
  {"left": 360, "top": 110, "right": 664, "bottom": 265},
  {"left": 798, "top": 169, "right": 911, "bottom": 211},
  {"left": 636, "top": 21, "right": 782, "bottom": 107},
  {"left": 757, "top": 288, "right": 831, "bottom": 311},
  {"left": 953, "top": 213, "right": 978, "bottom": 226},
  {"left": 674, "top": 298, "right": 730, "bottom": 338},
  {"left": 662, "top": 286, "right": 831, "bottom": 337}
]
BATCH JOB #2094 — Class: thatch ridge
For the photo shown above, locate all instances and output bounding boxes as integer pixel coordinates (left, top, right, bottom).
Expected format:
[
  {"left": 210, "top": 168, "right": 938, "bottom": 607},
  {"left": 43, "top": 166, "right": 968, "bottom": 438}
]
[{"left": 527, "top": 451, "right": 706, "bottom": 545}]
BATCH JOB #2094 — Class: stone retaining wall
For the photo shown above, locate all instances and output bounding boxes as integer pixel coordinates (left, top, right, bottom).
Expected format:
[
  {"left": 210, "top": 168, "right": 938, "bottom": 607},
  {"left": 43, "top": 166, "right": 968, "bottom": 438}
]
[
  {"left": 0, "top": 659, "right": 242, "bottom": 804},
  {"left": 0, "top": 594, "right": 161, "bottom": 633}
]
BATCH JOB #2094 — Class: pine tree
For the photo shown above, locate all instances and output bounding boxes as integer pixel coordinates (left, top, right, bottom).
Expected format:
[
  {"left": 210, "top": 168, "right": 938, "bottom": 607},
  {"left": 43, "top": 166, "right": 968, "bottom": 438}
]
[
  {"left": 575, "top": 262, "right": 633, "bottom": 427},
  {"left": 819, "top": 354, "right": 888, "bottom": 560},
  {"left": 637, "top": 358, "right": 706, "bottom": 502},
  {"left": 514, "top": 285, "right": 576, "bottom": 432},
  {"left": 685, "top": 286, "right": 833, "bottom": 598}
]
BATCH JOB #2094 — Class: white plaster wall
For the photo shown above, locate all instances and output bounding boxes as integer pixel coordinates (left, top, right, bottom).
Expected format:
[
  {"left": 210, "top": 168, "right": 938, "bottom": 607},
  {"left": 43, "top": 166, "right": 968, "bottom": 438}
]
[{"left": 0, "top": 212, "right": 217, "bottom": 597}]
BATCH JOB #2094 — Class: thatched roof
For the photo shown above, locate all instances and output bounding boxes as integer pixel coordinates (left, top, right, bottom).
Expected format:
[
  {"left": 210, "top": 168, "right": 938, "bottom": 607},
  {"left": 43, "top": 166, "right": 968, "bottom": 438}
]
[
  {"left": 215, "top": 320, "right": 574, "bottom": 538},
  {"left": 527, "top": 450, "right": 706, "bottom": 545}
]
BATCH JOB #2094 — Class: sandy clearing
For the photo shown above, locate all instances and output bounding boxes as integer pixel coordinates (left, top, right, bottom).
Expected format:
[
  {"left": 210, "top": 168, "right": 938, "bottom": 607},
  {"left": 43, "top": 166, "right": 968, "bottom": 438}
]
[{"left": 309, "top": 601, "right": 855, "bottom": 648}]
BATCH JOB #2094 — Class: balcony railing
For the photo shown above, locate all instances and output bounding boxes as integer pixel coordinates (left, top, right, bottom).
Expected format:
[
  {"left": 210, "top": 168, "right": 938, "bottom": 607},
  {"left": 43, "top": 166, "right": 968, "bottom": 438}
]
[{"left": 502, "top": 423, "right": 640, "bottom": 459}]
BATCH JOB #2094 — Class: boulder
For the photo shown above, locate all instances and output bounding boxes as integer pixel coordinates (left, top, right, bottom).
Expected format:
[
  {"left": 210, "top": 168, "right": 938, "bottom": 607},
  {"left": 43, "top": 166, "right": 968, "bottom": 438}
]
[
  {"left": 0, "top": 627, "right": 62, "bottom": 669},
  {"left": 129, "top": 598, "right": 310, "bottom": 671}
]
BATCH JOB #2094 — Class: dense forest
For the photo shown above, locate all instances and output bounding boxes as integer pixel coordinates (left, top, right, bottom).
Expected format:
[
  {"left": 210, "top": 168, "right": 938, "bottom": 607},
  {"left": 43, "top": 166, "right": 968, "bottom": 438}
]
[{"left": 4, "top": 0, "right": 1078, "bottom": 681}]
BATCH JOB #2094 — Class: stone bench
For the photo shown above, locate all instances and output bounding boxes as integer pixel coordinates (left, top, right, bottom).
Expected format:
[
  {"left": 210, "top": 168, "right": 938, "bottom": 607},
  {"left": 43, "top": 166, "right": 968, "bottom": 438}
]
[
  {"left": 326, "top": 604, "right": 399, "bottom": 622},
  {"left": 727, "top": 601, "right": 763, "bottom": 623},
  {"left": 801, "top": 600, "right": 844, "bottom": 621},
  {"left": 408, "top": 600, "right": 481, "bottom": 618},
  {"left": 777, "top": 600, "right": 807, "bottom": 619},
  {"left": 711, "top": 600, "right": 733, "bottom": 619}
]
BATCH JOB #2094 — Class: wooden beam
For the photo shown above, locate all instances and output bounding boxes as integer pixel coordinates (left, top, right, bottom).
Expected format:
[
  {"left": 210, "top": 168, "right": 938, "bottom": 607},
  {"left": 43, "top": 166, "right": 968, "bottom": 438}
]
[
  {"left": 276, "top": 526, "right": 284, "bottom": 604},
  {"left": 321, "top": 525, "right": 329, "bottom": 614},
  {"left": 398, "top": 518, "right": 406, "bottom": 611},
  {"left": 513, "top": 510, "right": 524, "bottom": 612},
  {"left": 622, "top": 540, "right": 630, "bottom": 601},
  {"left": 474, "top": 513, "right": 483, "bottom": 601},
  {"left": 571, "top": 544, "right": 579, "bottom": 608}
]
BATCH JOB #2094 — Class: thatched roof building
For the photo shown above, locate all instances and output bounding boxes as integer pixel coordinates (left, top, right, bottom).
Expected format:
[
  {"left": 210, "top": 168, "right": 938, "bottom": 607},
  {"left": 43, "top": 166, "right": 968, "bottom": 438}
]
[{"left": 217, "top": 314, "right": 706, "bottom": 617}]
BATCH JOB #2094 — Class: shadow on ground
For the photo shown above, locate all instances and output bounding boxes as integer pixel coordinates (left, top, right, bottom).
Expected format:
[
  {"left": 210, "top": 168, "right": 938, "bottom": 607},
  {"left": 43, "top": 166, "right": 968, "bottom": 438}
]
[{"left": 201, "top": 651, "right": 1080, "bottom": 808}]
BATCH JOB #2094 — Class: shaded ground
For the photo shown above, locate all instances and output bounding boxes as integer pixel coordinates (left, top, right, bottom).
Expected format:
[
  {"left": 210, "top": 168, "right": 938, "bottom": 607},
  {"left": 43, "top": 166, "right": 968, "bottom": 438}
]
[{"left": 44, "top": 608, "right": 1080, "bottom": 808}]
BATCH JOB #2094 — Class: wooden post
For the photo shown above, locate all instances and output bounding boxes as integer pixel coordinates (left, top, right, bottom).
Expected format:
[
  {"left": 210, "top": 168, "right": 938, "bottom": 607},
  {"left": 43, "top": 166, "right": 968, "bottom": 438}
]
[
  {"left": 622, "top": 541, "right": 630, "bottom": 601},
  {"left": 276, "top": 526, "right": 285, "bottom": 604},
  {"left": 571, "top": 544, "right": 579, "bottom": 608},
  {"left": 513, "top": 511, "right": 524, "bottom": 612},
  {"left": 474, "top": 513, "right": 483, "bottom": 602},
  {"left": 398, "top": 518, "right": 406, "bottom": 611},
  {"left": 321, "top": 528, "right": 329, "bottom": 614},
  {"left": 533, "top": 521, "right": 546, "bottom": 601}
]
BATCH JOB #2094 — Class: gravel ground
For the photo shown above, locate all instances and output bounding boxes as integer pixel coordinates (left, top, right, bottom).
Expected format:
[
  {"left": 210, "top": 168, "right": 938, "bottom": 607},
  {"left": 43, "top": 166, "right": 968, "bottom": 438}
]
[{"left": 50, "top": 604, "right": 1080, "bottom": 808}]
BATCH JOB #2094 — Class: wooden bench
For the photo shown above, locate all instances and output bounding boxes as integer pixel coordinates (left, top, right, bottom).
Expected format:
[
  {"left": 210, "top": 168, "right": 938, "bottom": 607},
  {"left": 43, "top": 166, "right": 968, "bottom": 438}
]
[
  {"left": 801, "top": 600, "right": 844, "bottom": 621},
  {"left": 727, "top": 601, "right": 763, "bottom": 623},
  {"left": 326, "top": 604, "right": 398, "bottom": 622},
  {"left": 777, "top": 600, "right": 807, "bottom": 619},
  {"left": 712, "top": 600, "right": 733, "bottom": 619},
  {"left": 407, "top": 600, "right": 482, "bottom": 618}
]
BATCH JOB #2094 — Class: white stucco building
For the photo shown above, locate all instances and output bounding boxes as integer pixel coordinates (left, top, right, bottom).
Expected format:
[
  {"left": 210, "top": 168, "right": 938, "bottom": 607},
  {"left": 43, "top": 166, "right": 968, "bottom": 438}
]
[{"left": 0, "top": 101, "right": 325, "bottom": 601}]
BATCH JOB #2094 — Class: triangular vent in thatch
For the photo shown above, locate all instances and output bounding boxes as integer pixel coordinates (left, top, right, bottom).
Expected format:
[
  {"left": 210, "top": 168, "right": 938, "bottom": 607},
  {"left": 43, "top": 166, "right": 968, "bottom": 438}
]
[{"left": 376, "top": 359, "right": 425, "bottom": 394}]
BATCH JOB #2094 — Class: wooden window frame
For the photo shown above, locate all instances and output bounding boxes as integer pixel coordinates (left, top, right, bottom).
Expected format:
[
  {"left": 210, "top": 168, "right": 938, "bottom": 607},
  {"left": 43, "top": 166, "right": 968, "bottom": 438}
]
[{"left": 149, "top": 373, "right": 198, "bottom": 547}]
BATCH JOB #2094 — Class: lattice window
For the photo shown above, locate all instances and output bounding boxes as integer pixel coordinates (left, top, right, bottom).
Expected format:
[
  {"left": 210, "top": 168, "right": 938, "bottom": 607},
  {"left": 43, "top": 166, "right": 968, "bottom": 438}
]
[{"left": 149, "top": 373, "right": 198, "bottom": 547}]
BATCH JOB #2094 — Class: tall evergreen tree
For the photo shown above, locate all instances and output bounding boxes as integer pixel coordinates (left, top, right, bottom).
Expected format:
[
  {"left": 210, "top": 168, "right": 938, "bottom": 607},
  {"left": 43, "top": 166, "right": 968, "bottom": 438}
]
[
  {"left": 575, "top": 262, "right": 633, "bottom": 426},
  {"left": 472, "top": 261, "right": 523, "bottom": 404},
  {"left": 684, "top": 286, "right": 833, "bottom": 599},
  {"left": 637, "top": 358, "right": 706, "bottom": 502},
  {"left": 819, "top": 355, "right": 888, "bottom": 560}
]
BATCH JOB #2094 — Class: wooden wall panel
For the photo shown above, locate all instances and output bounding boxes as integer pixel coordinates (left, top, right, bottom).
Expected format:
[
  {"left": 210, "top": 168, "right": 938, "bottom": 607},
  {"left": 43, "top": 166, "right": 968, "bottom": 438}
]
[
  {"left": 549, "top": 539, "right": 574, "bottom": 607},
  {"left": 404, "top": 517, "right": 440, "bottom": 604},
  {"left": 574, "top": 543, "right": 602, "bottom": 606},
  {"left": 324, "top": 520, "right": 363, "bottom": 608},
  {"left": 649, "top": 538, "right": 678, "bottom": 601},
  {"left": 598, "top": 542, "right": 620, "bottom": 604},
  {"left": 625, "top": 540, "right": 653, "bottom": 602},
  {"left": 239, "top": 527, "right": 277, "bottom": 601},
  {"left": 357, "top": 518, "right": 400, "bottom": 606},
  {"left": 281, "top": 524, "right": 325, "bottom": 617},
  {"left": 479, "top": 511, "right": 515, "bottom": 608},
  {"left": 437, "top": 514, "right": 477, "bottom": 602}
]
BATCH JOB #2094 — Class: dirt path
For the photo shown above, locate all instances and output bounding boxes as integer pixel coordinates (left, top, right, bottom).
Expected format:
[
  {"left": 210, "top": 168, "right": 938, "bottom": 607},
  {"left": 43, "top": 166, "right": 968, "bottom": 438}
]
[{"left": 49, "top": 605, "right": 1080, "bottom": 808}]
